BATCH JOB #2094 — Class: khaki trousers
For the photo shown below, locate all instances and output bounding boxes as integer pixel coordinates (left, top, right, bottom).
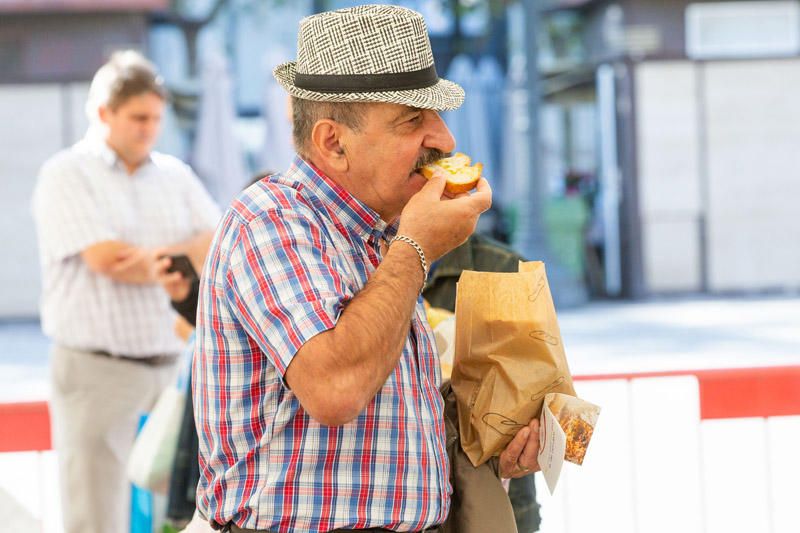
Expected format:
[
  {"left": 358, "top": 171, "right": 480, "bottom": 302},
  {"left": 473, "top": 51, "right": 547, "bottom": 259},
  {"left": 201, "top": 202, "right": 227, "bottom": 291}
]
[{"left": 49, "top": 345, "right": 177, "bottom": 533}]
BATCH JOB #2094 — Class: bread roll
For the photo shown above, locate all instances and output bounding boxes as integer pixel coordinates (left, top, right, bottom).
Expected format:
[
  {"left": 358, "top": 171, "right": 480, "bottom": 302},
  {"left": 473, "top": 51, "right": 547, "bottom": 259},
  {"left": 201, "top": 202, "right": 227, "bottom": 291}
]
[{"left": 419, "top": 152, "right": 482, "bottom": 194}]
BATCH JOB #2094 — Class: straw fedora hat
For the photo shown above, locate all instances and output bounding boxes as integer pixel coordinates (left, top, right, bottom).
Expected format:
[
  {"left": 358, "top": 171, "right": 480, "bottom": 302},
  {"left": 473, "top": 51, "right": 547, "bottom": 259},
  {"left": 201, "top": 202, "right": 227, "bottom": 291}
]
[{"left": 273, "top": 4, "right": 464, "bottom": 111}]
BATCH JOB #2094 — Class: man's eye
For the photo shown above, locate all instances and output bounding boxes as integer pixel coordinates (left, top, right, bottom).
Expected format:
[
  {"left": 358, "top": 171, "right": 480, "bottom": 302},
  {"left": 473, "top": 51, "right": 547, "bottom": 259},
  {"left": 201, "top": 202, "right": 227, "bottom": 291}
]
[{"left": 408, "top": 114, "right": 422, "bottom": 124}]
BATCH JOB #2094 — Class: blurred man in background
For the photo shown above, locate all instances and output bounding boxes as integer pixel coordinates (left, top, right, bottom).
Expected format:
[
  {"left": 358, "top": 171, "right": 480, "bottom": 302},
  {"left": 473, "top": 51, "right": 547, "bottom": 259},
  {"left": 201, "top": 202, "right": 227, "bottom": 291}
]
[{"left": 32, "top": 50, "right": 220, "bottom": 533}]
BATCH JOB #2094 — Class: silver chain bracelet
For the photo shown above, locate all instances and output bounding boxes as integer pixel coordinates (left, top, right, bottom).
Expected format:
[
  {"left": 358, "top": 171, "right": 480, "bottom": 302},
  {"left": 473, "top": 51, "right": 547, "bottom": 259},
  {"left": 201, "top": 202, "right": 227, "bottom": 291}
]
[{"left": 389, "top": 234, "right": 428, "bottom": 291}]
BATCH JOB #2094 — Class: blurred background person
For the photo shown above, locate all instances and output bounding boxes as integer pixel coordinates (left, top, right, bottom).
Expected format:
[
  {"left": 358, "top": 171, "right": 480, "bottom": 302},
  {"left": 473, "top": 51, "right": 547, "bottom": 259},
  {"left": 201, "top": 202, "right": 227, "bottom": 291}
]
[{"left": 31, "top": 50, "right": 221, "bottom": 533}]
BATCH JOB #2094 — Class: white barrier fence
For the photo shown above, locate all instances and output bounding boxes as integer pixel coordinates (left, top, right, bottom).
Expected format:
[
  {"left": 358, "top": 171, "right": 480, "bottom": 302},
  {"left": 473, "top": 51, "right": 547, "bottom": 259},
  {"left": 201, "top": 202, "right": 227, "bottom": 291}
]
[{"left": 536, "top": 367, "right": 800, "bottom": 533}]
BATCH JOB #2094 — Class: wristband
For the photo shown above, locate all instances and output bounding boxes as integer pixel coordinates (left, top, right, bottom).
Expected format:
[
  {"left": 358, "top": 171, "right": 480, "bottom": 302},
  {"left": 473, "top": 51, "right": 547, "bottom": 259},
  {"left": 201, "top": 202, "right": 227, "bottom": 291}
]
[{"left": 389, "top": 234, "right": 428, "bottom": 292}]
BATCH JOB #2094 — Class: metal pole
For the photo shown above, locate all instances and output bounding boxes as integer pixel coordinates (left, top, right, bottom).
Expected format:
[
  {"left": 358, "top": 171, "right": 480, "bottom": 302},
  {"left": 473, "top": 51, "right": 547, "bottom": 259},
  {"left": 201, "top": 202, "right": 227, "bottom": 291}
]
[
  {"left": 597, "top": 64, "right": 622, "bottom": 296},
  {"left": 517, "top": 0, "right": 547, "bottom": 258},
  {"left": 312, "top": 0, "right": 326, "bottom": 14},
  {"left": 518, "top": 0, "right": 588, "bottom": 307}
]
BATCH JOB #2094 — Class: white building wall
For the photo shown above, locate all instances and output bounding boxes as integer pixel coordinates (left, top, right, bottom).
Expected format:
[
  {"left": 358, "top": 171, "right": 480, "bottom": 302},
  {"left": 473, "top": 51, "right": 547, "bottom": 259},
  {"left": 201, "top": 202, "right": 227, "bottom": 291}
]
[
  {"left": 635, "top": 61, "right": 703, "bottom": 292},
  {"left": 0, "top": 83, "right": 89, "bottom": 318},
  {"left": 634, "top": 58, "right": 800, "bottom": 294},
  {"left": 703, "top": 59, "right": 800, "bottom": 291}
]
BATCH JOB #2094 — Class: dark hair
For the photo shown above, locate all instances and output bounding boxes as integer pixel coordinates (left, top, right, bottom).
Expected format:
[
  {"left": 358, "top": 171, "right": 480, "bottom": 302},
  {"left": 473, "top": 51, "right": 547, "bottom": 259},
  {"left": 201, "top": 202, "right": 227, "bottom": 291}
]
[
  {"left": 99, "top": 51, "right": 167, "bottom": 110},
  {"left": 291, "top": 97, "right": 367, "bottom": 157}
]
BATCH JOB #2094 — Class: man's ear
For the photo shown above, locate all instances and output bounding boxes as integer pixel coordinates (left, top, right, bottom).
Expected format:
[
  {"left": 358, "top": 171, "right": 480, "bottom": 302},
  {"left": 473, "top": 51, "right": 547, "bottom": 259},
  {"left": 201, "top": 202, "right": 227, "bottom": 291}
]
[
  {"left": 98, "top": 105, "right": 111, "bottom": 125},
  {"left": 310, "top": 119, "right": 349, "bottom": 172}
]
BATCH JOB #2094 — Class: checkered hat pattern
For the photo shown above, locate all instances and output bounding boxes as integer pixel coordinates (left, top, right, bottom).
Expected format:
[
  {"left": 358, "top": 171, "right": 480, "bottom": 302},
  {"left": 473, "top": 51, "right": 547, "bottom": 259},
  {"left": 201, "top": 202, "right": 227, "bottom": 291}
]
[{"left": 274, "top": 4, "right": 464, "bottom": 111}]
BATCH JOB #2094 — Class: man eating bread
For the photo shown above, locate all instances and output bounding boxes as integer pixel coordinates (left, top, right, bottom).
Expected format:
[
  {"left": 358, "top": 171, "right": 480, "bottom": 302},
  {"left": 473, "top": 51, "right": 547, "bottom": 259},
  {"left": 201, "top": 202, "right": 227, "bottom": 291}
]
[{"left": 193, "top": 5, "right": 541, "bottom": 532}]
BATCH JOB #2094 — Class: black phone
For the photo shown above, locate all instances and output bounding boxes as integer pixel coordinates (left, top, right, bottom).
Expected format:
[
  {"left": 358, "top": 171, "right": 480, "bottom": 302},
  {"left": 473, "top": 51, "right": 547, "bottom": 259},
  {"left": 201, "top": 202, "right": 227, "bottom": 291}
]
[{"left": 166, "top": 254, "right": 198, "bottom": 280}]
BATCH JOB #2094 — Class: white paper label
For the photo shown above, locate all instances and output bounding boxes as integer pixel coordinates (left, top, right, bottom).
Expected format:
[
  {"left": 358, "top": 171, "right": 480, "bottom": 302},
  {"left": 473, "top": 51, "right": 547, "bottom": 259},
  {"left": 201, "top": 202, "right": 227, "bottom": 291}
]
[{"left": 538, "top": 394, "right": 567, "bottom": 494}]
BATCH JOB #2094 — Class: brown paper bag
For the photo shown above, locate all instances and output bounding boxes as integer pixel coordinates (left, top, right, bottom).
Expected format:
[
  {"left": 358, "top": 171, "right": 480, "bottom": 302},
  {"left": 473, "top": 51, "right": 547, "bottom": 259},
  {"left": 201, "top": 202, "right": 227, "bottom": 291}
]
[{"left": 451, "top": 261, "right": 576, "bottom": 467}]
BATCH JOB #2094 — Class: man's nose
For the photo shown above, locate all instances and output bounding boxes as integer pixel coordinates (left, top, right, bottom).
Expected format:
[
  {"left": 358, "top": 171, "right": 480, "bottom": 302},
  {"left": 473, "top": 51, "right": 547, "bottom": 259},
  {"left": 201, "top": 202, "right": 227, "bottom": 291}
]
[
  {"left": 145, "top": 118, "right": 161, "bottom": 136},
  {"left": 423, "top": 111, "right": 456, "bottom": 154}
]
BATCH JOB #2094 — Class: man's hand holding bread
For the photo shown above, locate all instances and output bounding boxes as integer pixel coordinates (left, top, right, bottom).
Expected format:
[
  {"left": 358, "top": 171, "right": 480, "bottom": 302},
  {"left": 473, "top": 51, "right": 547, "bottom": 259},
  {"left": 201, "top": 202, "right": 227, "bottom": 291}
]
[{"left": 398, "top": 152, "right": 491, "bottom": 263}]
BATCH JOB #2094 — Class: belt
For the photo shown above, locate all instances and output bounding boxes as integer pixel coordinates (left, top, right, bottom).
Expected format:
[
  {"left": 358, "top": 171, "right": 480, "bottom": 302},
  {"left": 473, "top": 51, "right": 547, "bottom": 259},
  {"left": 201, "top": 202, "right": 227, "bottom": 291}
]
[
  {"left": 331, "top": 526, "right": 441, "bottom": 533},
  {"left": 90, "top": 349, "right": 176, "bottom": 366},
  {"left": 226, "top": 524, "right": 441, "bottom": 533}
]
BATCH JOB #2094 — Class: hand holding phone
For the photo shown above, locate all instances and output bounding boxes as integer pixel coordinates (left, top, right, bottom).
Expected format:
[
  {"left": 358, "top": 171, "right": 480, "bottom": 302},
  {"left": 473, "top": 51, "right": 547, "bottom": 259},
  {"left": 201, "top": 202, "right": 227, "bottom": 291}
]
[{"left": 165, "top": 254, "right": 198, "bottom": 281}]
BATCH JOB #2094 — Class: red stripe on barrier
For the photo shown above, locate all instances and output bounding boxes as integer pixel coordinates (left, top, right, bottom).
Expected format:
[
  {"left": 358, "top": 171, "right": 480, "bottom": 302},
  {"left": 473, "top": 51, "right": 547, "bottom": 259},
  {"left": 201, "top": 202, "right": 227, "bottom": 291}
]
[
  {"left": 0, "top": 401, "right": 51, "bottom": 452},
  {"left": 574, "top": 365, "right": 800, "bottom": 420},
  {"left": 697, "top": 366, "right": 800, "bottom": 420},
  {"left": 1, "top": 366, "right": 799, "bottom": 452}
]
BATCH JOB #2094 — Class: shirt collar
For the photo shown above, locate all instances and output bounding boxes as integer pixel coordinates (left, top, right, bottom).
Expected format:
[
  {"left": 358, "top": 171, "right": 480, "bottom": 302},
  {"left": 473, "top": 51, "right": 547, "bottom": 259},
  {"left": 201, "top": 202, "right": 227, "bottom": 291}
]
[
  {"left": 290, "top": 155, "right": 398, "bottom": 243},
  {"left": 81, "top": 135, "right": 153, "bottom": 173}
]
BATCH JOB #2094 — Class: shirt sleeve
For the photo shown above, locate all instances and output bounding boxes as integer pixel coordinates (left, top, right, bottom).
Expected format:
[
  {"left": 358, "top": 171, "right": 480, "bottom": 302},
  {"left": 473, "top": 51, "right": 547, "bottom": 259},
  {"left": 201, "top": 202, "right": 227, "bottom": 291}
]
[
  {"left": 182, "top": 165, "right": 223, "bottom": 233},
  {"left": 31, "top": 156, "right": 117, "bottom": 263},
  {"left": 224, "top": 209, "right": 353, "bottom": 377}
]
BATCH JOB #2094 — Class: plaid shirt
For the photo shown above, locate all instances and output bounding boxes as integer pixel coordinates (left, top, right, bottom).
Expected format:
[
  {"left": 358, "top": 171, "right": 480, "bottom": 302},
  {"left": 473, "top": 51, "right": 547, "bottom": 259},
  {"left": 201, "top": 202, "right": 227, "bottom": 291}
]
[{"left": 194, "top": 156, "right": 450, "bottom": 532}]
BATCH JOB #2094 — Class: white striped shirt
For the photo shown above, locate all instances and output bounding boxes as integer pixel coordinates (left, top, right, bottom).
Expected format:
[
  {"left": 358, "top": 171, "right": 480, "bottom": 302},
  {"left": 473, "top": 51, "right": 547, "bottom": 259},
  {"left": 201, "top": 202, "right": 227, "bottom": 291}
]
[{"left": 32, "top": 137, "right": 222, "bottom": 356}]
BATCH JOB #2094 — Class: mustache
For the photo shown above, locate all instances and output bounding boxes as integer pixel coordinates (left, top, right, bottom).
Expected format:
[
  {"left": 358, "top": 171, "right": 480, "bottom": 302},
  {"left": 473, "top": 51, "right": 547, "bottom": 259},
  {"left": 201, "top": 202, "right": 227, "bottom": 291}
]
[{"left": 414, "top": 149, "right": 449, "bottom": 170}]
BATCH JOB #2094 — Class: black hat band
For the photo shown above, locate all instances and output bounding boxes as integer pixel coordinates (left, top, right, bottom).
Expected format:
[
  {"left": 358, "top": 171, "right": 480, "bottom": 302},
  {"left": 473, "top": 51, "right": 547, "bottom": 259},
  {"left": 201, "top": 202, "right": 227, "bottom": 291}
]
[{"left": 293, "top": 65, "right": 438, "bottom": 94}]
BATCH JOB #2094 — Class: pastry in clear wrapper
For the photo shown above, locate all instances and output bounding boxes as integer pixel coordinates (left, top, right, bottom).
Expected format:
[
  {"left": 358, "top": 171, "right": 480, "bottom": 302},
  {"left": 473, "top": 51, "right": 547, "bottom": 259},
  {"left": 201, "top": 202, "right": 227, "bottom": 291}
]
[{"left": 557, "top": 411, "right": 594, "bottom": 465}]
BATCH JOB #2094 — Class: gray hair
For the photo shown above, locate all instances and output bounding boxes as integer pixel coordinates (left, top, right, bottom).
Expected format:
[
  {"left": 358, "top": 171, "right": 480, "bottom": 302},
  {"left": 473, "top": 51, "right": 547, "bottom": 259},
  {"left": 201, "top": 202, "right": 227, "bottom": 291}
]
[
  {"left": 85, "top": 50, "right": 167, "bottom": 121},
  {"left": 291, "top": 97, "right": 368, "bottom": 158}
]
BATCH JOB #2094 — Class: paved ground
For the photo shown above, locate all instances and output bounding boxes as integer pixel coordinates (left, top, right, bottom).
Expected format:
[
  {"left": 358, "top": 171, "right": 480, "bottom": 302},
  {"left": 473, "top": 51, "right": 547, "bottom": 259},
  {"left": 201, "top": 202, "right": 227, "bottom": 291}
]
[
  {"left": 2, "top": 294, "right": 798, "bottom": 402},
  {"left": 558, "top": 294, "right": 800, "bottom": 375},
  {"left": 0, "top": 320, "right": 51, "bottom": 402}
]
